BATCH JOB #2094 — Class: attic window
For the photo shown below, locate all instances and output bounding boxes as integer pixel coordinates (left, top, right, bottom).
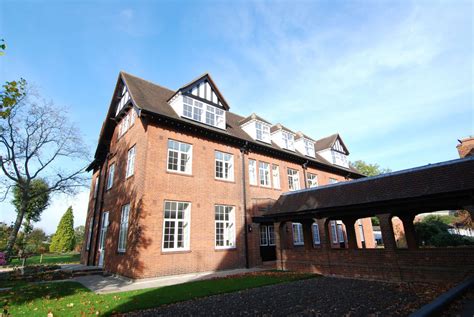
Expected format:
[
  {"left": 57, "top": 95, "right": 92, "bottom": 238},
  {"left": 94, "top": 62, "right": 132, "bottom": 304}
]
[
  {"left": 255, "top": 121, "right": 270, "bottom": 143},
  {"left": 304, "top": 139, "right": 315, "bottom": 157},
  {"left": 116, "top": 86, "right": 130, "bottom": 116},
  {"left": 282, "top": 131, "right": 295, "bottom": 151},
  {"left": 181, "top": 95, "right": 225, "bottom": 129}
]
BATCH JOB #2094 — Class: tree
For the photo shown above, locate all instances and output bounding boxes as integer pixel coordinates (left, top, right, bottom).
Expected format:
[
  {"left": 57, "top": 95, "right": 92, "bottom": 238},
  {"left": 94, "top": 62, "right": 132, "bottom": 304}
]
[
  {"left": 50, "top": 207, "right": 76, "bottom": 253},
  {"left": 0, "top": 39, "right": 5, "bottom": 56},
  {"left": 74, "top": 225, "right": 85, "bottom": 251},
  {"left": 23, "top": 228, "right": 48, "bottom": 254},
  {"left": 351, "top": 160, "right": 391, "bottom": 177},
  {"left": 0, "top": 79, "right": 27, "bottom": 119},
  {"left": 0, "top": 82, "right": 89, "bottom": 259}
]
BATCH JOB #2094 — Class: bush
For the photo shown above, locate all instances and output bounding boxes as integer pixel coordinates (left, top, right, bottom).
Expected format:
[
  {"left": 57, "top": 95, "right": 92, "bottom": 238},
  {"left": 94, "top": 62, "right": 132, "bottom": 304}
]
[
  {"left": 0, "top": 252, "right": 6, "bottom": 266},
  {"left": 415, "top": 216, "right": 474, "bottom": 247}
]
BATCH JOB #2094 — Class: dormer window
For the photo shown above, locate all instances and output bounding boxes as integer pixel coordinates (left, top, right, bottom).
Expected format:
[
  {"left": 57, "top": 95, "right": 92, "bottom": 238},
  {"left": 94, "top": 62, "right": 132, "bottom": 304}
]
[
  {"left": 179, "top": 95, "right": 226, "bottom": 129},
  {"left": 256, "top": 121, "right": 270, "bottom": 142},
  {"left": 331, "top": 151, "right": 348, "bottom": 167},
  {"left": 205, "top": 105, "right": 225, "bottom": 128},
  {"left": 304, "top": 139, "right": 315, "bottom": 157},
  {"left": 183, "top": 96, "right": 203, "bottom": 121},
  {"left": 282, "top": 131, "right": 295, "bottom": 151},
  {"left": 116, "top": 86, "right": 131, "bottom": 116}
]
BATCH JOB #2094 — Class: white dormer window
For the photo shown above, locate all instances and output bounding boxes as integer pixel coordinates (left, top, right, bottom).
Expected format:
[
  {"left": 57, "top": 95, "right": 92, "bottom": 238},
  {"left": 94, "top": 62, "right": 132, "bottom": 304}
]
[
  {"left": 331, "top": 151, "right": 349, "bottom": 167},
  {"left": 256, "top": 121, "right": 270, "bottom": 142},
  {"left": 178, "top": 95, "right": 225, "bottom": 129},
  {"left": 116, "top": 86, "right": 130, "bottom": 116},
  {"left": 282, "top": 131, "right": 295, "bottom": 151},
  {"left": 304, "top": 139, "right": 315, "bottom": 157}
]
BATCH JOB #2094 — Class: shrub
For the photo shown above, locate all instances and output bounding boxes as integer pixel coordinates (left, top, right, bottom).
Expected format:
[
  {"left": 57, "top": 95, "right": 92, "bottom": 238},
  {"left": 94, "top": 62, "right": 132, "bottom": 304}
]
[{"left": 0, "top": 252, "right": 6, "bottom": 266}]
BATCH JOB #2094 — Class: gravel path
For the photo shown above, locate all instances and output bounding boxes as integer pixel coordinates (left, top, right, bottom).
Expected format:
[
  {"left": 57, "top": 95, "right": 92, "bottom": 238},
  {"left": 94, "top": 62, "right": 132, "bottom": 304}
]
[{"left": 122, "top": 277, "right": 440, "bottom": 316}]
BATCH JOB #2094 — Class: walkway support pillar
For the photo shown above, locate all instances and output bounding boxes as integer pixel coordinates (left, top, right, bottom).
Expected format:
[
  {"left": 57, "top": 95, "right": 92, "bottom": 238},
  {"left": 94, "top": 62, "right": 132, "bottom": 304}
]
[
  {"left": 399, "top": 214, "right": 418, "bottom": 250},
  {"left": 377, "top": 213, "right": 397, "bottom": 251},
  {"left": 342, "top": 217, "right": 358, "bottom": 249}
]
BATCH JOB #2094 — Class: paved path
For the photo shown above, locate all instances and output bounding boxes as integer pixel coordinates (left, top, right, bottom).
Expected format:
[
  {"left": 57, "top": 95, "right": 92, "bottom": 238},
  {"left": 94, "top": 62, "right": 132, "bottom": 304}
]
[
  {"left": 74, "top": 268, "right": 265, "bottom": 294},
  {"left": 122, "top": 277, "right": 432, "bottom": 316}
]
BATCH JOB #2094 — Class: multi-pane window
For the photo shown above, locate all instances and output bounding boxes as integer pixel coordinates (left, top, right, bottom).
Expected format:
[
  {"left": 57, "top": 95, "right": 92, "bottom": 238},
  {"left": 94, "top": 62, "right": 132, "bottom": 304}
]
[
  {"left": 116, "top": 86, "right": 130, "bottom": 116},
  {"left": 287, "top": 168, "right": 300, "bottom": 191},
  {"left": 259, "top": 162, "right": 270, "bottom": 187},
  {"left": 183, "top": 96, "right": 203, "bottom": 122},
  {"left": 272, "top": 165, "right": 280, "bottom": 189},
  {"left": 118, "top": 204, "right": 130, "bottom": 252},
  {"left": 86, "top": 219, "right": 93, "bottom": 250},
  {"left": 205, "top": 105, "right": 225, "bottom": 128},
  {"left": 282, "top": 131, "right": 295, "bottom": 150},
  {"left": 304, "top": 139, "right": 315, "bottom": 157},
  {"left": 118, "top": 110, "right": 137, "bottom": 138},
  {"left": 248, "top": 159, "right": 257, "bottom": 185},
  {"left": 215, "top": 205, "right": 235, "bottom": 248},
  {"left": 126, "top": 146, "right": 136, "bottom": 178},
  {"left": 93, "top": 177, "right": 99, "bottom": 198},
  {"left": 215, "top": 151, "right": 234, "bottom": 181},
  {"left": 312, "top": 223, "right": 320, "bottom": 245},
  {"left": 162, "top": 201, "right": 190, "bottom": 251},
  {"left": 255, "top": 121, "right": 270, "bottom": 142},
  {"left": 260, "top": 225, "right": 276, "bottom": 246},
  {"left": 329, "top": 178, "right": 338, "bottom": 184},
  {"left": 307, "top": 173, "right": 318, "bottom": 188},
  {"left": 330, "top": 221, "right": 338, "bottom": 243},
  {"left": 292, "top": 223, "right": 304, "bottom": 245},
  {"left": 167, "top": 140, "right": 192, "bottom": 174},
  {"left": 331, "top": 150, "right": 348, "bottom": 167},
  {"left": 337, "top": 223, "right": 345, "bottom": 243},
  {"left": 106, "top": 163, "right": 115, "bottom": 190}
]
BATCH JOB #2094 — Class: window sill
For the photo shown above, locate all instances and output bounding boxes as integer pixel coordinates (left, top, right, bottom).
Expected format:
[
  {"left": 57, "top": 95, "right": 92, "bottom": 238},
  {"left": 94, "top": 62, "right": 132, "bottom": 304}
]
[
  {"left": 214, "top": 247, "right": 237, "bottom": 251},
  {"left": 215, "top": 178, "right": 236, "bottom": 184},
  {"left": 117, "top": 250, "right": 126, "bottom": 254},
  {"left": 161, "top": 249, "right": 191, "bottom": 255},
  {"left": 259, "top": 184, "right": 271, "bottom": 188},
  {"left": 166, "top": 170, "right": 193, "bottom": 178},
  {"left": 293, "top": 243, "right": 305, "bottom": 247}
]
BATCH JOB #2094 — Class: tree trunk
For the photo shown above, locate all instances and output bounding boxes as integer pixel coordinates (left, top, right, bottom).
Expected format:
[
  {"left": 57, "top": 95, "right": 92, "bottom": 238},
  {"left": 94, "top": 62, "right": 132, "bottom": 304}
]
[{"left": 4, "top": 191, "right": 28, "bottom": 260}]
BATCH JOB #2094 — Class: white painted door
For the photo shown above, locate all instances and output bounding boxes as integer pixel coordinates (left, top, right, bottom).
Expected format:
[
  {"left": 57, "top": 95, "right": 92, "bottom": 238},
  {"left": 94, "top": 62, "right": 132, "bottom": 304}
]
[{"left": 98, "top": 212, "right": 109, "bottom": 267}]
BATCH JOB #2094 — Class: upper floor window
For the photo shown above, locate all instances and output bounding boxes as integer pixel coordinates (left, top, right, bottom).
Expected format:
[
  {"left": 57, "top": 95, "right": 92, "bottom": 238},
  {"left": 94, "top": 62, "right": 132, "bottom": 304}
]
[
  {"left": 331, "top": 150, "right": 348, "bottom": 167},
  {"left": 292, "top": 223, "right": 304, "bottom": 245},
  {"left": 118, "top": 109, "right": 137, "bottom": 138},
  {"left": 287, "top": 168, "right": 300, "bottom": 191},
  {"left": 93, "top": 177, "right": 99, "bottom": 198},
  {"left": 272, "top": 165, "right": 280, "bottom": 189},
  {"left": 115, "top": 86, "right": 130, "bottom": 116},
  {"left": 167, "top": 140, "right": 192, "bottom": 174},
  {"left": 215, "top": 205, "right": 235, "bottom": 249},
  {"left": 304, "top": 139, "right": 315, "bottom": 157},
  {"left": 215, "top": 151, "right": 234, "bottom": 181},
  {"left": 255, "top": 121, "right": 270, "bottom": 142},
  {"left": 162, "top": 201, "right": 191, "bottom": 251},
  {"left": 118, "top": 203, "right": 130, "bottom": 252},
  {"left": 248, "top": 159, "right": 257, "bottom": 185},
  {"left": 307, "top": 173, "right": 318, "bottom": 188},
  {"left": 259, "top": 162, "right": 270, "bottom": 187},
  {"left": 106, "top": 163, "right": 115, "bottom": 190},
  {"left": 181, "top": 95, "right": 225, "bottom": 129},
  {"left": 126, "top": 146, "right": 136, "bottom": 178},
  {"left": 282, "top": 131, "right": 295, "bottom": 151}
]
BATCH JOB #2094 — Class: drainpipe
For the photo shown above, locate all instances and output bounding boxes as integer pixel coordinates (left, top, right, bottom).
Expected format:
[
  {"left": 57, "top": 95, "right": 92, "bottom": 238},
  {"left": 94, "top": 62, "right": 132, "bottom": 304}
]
[
  {"left": 302, "top": 160, "right": 309, "bottom": 189},
  {"left": 240, "top": 142, "right": 250, "bottom": 269}
]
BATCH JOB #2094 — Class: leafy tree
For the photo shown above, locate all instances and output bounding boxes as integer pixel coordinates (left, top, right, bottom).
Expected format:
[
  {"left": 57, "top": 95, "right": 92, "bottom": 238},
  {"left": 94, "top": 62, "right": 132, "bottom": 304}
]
[
  {"left": 351, "top": 160, "right": 391, "bottom": 177},
  {"left": 22, "top": 228, "right": 48, "bottom": 254},
  {"left": 50, "top": 207, "right": 76, "bottom": 253},
  {"left": 0, "top": 39, "right": 5, "bottom": 56},
  {"left": 0, "top": 82, "right": 89, "bottom": 259},
  {"left": 74, "top": 225, "right": 85, "bottom": 251},
  {"left": 414, "top": 215, "right": 474, "bottom": 247},
  {"left": 0, "top": 222, "right": 12, "bottom": 250},
  {"left": 0, "top": 79, "right": 27, "bottom": 119}
]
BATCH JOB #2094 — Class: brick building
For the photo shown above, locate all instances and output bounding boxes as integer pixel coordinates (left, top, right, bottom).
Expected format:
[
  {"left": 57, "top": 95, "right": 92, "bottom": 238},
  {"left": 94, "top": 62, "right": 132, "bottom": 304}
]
[{"left": 81, "top": 72, "right": 372, "bottom": 278}]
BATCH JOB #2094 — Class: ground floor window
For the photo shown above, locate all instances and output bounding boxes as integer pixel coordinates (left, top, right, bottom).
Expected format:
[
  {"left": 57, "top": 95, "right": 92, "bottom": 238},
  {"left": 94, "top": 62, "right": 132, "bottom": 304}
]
[
  {"left": 162, "top": 201, "right": 190, "bottom": 251},
  {"left": 292, "top": 223, "right": 304, "bottom": 245},
  {"left": 312, "top": 223, "right": 320, "bottom": 245},
  {"left": 118, "top": 203, "right": 130, "bottom": 252},
  {"left": 86, "top": 219, "right": 93, "bottom": 250},
  {"left": 337, "top": 223, "right": 345, "bottom": 242},
  {"left": 330, "top": 221, "right": 338, "bottom": 243},
  {"left": 215, "top": 205, "right": 235, "bottom": 248},
  {"left": 260, "top": 225, "right": 276, "bottom": 246}
]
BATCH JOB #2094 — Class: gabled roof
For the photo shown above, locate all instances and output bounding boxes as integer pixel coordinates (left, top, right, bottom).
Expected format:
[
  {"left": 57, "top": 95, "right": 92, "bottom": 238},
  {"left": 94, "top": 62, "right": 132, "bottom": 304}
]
[
  {"left": 295, "top": 131, "right": 316, "bottom": 142},
  {"left": 270, "top": 123, "right": 296, "bottom": 134},
  {"left": 239, "top": 113, "right": 273, "bottom": 126},
  {"left": 168, "top": 72, "right": 230, "bottom": 110},
  {"left": 314, "top": 133, "right": 350, "bottom": 154},
  {"left": 89, "top": 71, "right": 363, "bottom": 177}
]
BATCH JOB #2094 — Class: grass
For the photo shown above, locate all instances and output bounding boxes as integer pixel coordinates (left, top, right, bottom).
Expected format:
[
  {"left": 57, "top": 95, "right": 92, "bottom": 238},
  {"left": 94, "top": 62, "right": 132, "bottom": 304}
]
[
  {"left": 1, "top": 271, "right": 317, "bottom": 316},
  {"left": 8, "top": 253, "right": 80, "bottom": 266}
]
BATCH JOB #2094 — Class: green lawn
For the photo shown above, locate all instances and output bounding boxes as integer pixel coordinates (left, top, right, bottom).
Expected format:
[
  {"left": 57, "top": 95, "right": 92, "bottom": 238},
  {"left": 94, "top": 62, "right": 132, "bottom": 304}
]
[
  {"left": 1, "top": 271, "right": 317, "bottom": 316},
  {"left": 8, "top": 253, "right": 80, "bottom": 266}
]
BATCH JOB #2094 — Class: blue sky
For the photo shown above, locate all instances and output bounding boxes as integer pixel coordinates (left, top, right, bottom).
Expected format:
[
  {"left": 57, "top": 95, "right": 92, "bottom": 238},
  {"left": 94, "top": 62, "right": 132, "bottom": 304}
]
[{"left": 1, "top": 0, "right": 472, "bottom": 233}]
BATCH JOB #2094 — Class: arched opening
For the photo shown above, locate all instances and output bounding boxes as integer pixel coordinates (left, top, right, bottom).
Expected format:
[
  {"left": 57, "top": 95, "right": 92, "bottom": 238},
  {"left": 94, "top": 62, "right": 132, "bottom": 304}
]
[
  {"left": 327, "top": 220, "right": 347, "bottom": 248},
  {"left": 354, "top": 217, "right": 376, "bottom": 249},
  {"left": 391, "top": 216, "right": 407, "bottom": 249}
]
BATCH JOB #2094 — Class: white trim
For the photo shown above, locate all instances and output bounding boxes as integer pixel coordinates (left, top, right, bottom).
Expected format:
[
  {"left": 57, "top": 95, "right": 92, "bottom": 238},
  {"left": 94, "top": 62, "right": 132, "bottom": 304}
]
[
  {"left": 292, "top": 223, "right": 304, "bottom": 245},
  {"left": 248, "top": 159, "right": 257, "bottom": 185},
  {"left": 167, "top": 139, "right": 193, "bottom": 175},
  {"left": 106, "top": 163, "right": 115, "bottom": 190},
  {"left": 162, "top": 201, "right": 191, "bottom": 252},
  {"left": 258, "top": 161, "right": 271, "bottom": 187},
  {"left": 118, "top": 203, "right": 130, "bottom": 252},
  {"left": 215, "top": 151, "right": 234, "bottom": 181},
  {"left": 272, "top": 164, "right": 281, "bottom": 189},
  {"left": 215, "top": 205, "right": 236, "bottom": 249}
]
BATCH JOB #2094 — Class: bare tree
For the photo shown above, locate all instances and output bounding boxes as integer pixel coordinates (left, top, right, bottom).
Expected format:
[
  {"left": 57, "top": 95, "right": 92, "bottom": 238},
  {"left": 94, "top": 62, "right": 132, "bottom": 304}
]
[{"left": 0, "top": 83, "right": 89, "bottom": 258}]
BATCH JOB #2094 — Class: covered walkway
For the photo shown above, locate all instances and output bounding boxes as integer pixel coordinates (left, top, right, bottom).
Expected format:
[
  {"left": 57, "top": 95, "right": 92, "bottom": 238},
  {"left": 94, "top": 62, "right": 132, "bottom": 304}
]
[{"left": 256, "top": 157, "right": 474, "bottom": 283}]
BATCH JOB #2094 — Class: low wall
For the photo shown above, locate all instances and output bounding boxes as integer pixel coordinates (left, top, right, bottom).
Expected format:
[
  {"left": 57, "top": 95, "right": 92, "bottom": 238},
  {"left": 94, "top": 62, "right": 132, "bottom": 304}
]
[{"left": 277, "top": 247, "right": 474, "bottom": 283}]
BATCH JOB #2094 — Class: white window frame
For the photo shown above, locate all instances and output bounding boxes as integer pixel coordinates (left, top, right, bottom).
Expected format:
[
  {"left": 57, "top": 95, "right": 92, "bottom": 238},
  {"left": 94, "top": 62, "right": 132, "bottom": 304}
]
[
  {"left": 162, "top": 201, "right": 191, "bottom": 252},
  {"left": 268, "top": 225, "right": 276, "bottom": 246},
  {"left": 248, "top": 159, "right": 257, "bottom": 185},
  {"left": 215, "top": 151, "right": 234, "bottom": 181},
  {"left": 106, "top": 163, "right": 115, "bottom": 190},
  {"left": 182, "top": 95, "right": 225, "bottom": 129},
  {"left": 118, "top": 203, "right": 130, "bottom": 252},
  {"left": 86, "top": 219, "right": 93, "bottom": 250},
  {"left": 304, "top": 139, "right": 315, "bottom": 157},
  {"left": 116, "top": 86, "right": 130, "bottom": 116},
  {"left": 331, "top": 221, "right": 338, "bottom": 243},
  {"left": 292, "top": 223, "right": 304, "bottom": 245},
  {"left": 287, "top": 168, "right": 300, "bottom": 191},
  {"left": 337, "top": 223, "right": 345, "bottom": 243},
  {"left": 282, "top": 131, "right": 295, "bottom": 151},
  {"left": 255, "top": 121, "right": 270, "bottom": 142},
  {"left": 272, "top": 164, "right": 280, "bottom": 189},
  {"left": 329, "top": 178, "right": 338, "bottom": 184},
  {"left": 259, "top": 161, "right": 270, "bottom": 187},
  {"left": 215, "top": 205, "right": 236, "bottom": 249},
  {"left": 126, "top": 146, "right": 136, "bottom": 178},
  {"left": 167, "top": 139, "right": 193, "bottom": 175},
  {"left": 260, "top": 225, "right": 268, "bottom": 246},
  {"left": 93, "top": 177, "right": 99, "bottom": 198},
  {"left": 312, "top": 223, "right": 320, "bottom": 245},
  {"left": 183, "top": 96, "right": 203, "bottom": 122},
  {"left": 307, "top": 173, "right": 318, "bottom": 188}
]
